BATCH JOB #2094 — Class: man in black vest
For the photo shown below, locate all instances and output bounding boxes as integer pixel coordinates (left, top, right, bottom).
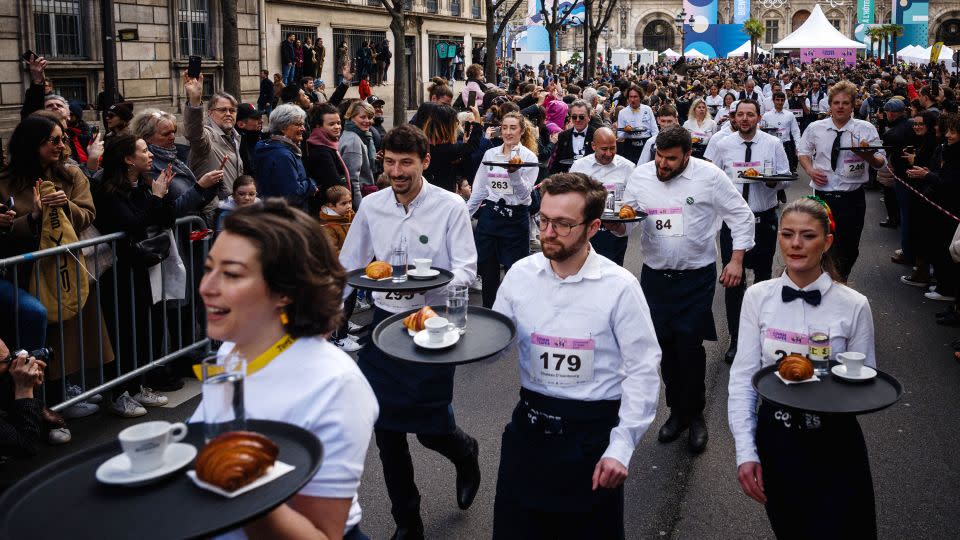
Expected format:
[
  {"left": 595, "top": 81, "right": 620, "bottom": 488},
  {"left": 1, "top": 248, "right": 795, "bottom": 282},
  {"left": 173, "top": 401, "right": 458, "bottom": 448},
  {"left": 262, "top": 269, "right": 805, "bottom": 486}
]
[
  {"left": 738, "top": 79, "right": 761, "bottom": 103},
  {"left": 549, "top": 99, "right": 595, "bottom": 174}
]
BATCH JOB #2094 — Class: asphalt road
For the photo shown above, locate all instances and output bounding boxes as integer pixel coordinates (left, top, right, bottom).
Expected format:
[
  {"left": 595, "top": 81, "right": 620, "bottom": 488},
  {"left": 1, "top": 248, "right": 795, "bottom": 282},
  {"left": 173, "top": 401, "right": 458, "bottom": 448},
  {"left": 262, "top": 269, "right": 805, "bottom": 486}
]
[{"left": 6, "top": 175, "right": 960, "bottom": 539}]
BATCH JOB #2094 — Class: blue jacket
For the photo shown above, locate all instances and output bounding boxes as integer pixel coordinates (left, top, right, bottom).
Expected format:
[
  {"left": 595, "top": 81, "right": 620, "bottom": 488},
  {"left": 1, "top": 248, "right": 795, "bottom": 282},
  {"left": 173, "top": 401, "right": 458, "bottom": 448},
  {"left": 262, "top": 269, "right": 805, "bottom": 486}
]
[{"left": 254, "top": 138, "right": 316, "bottom": 211}]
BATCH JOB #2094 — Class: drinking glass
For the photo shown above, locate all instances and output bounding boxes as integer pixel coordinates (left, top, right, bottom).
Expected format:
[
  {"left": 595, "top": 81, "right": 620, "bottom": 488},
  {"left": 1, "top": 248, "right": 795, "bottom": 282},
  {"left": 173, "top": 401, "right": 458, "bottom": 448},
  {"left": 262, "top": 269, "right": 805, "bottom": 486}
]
[
  {"left": 445, "top": 285, "right": 469, "bottom": 335},
  {"left": 807, "top": 326, "right": 832, "bottom": 376},
  {"left": 391, "top": 238, "right": 408, "bottom": 283},
  {"left": 201, "top": 353, "right": 246, "bottom": 441}
]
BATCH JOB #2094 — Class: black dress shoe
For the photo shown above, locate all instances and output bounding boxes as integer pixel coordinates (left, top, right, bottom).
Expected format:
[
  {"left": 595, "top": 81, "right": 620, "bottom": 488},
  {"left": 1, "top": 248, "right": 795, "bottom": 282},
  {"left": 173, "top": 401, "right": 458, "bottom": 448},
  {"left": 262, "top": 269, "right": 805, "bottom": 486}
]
[
  {"left": 937, "top": 311, "right": 960, "bottom": 327},
  {"left": 688, "top": 415, "right": 708, "bottom": 454},
  {"left": 724, "top": 342, "right": 737, "bottom": 365},
  {"left": 878, "top": 219, "right": 899, "bottom": 228},
  {"left": 455, "top": 437, "right": 481, "bottom": 510},
  {"left": 390, "top": 521, "right": 424, "bottom": 540},
  {"left": 657, "top": 413, "right": 689, "bottom": 443}
]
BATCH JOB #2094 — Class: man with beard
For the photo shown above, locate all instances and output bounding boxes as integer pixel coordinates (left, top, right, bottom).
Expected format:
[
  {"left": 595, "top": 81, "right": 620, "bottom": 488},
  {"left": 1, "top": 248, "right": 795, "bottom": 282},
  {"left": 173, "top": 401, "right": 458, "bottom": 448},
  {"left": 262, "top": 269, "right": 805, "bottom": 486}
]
[
  {"left": 614, "top": 126, "right": 754, "bottom": 453},
  {"left": 339, "top": 124, "right": 481, "bottom": 540},
  {"left": 706, "top": 99, "right": 791, "bottom": 364},
  {"left": 570, "top": 127, "right": 634, "bottom": 265},
  {"left": 491, "top": 172, "right": 661, "bottom": 538}
]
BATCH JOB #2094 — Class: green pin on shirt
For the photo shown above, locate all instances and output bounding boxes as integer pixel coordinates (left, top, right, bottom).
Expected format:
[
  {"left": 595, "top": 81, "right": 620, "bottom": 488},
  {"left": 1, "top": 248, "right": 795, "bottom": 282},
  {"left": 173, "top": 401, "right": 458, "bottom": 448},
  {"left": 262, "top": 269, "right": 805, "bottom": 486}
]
[
  {"left": 686, "top": 197, "right": 695, "bottom": 205},
  {"left": 419, "top": 235, "right": 428, "bottom": 244}
]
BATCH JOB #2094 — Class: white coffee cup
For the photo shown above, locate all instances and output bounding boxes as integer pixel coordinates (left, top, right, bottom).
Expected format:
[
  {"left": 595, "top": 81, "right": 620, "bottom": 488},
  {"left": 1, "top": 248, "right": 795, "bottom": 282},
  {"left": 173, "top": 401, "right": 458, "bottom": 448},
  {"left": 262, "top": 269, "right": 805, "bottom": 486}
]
[
  {"left": 837, "top": 351, "right": 866, "bottom": 376},
  {"left": 118, "top": 421, "right": 188, "bottom": 473},
  {"left": 414, "top": 258, "right": 432, "bottom": 274},
  {"left": 425, "top": 316, "right": 449, "bottom": 343}
]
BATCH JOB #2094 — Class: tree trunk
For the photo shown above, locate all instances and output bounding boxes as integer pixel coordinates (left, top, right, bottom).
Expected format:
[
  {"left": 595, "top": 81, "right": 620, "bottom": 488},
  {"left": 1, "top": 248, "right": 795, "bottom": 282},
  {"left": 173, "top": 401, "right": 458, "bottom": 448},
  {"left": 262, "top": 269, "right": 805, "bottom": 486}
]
[
  {"left": 390, "top": 15, "right": 406, "bottom": 126},
  {"left": 221, "top": 0, "right": 241, "bottom": 98},
  {"left": 485, "top": 15, "right": 498, "bottom": 83},
  {"left": 587, "top": 33, "right": 600, "bottom": 79},
  {"left": 892, "top": 35, "right": 898, "bottom": 63},
  {"left": 549, "top": 28, "right": 558, "bottom": 67}
]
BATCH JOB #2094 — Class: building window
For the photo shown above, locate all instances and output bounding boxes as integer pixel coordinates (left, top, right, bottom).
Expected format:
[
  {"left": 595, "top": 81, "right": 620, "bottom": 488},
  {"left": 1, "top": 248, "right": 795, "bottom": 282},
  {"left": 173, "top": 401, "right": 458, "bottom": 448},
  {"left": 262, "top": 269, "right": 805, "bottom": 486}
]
[
  {"left": 472, "top": 0, "right": 481, "bottom": 19},
  {"left": 451, "top": 0, "right": 461, "bottom": 16},
  {"left": 405, "top": 0, "right": 412, "bottom": 10},
  {"left": 764, "top": 20, "right": 779, "bottom": 44},
  {"left": 829, "top": 19, "right": 841, "bottom": 32},
  {"left": 333, "top": 28, "right": 388, "bottom": 84},
  {"left": 179, "top": 0, "right": 213, "bottom": 58},
  {"left": 429, "top": 35, "right": 463, "bottom": 78},
  {"left": 54, "top": 77, "right": 88, "bottom": 104},
  {"left": 32, "top": 0, "right": 86, "bottom": 59},
  {"left": 368, "top": 0, "right": 380, "bottom": 5},
  {"left": 281, "top": 24, "right": 319, "bottom": 46},
  {"left": 427, "top": 0, "right": 439, "bottom": 14}
]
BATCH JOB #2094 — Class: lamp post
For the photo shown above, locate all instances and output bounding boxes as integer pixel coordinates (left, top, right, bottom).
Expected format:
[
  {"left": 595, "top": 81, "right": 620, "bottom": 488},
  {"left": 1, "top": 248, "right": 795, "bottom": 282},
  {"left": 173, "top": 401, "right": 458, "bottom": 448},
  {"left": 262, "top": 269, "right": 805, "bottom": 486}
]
[{"left": 675, "top": 9, "right": 695, "bottom": 56}]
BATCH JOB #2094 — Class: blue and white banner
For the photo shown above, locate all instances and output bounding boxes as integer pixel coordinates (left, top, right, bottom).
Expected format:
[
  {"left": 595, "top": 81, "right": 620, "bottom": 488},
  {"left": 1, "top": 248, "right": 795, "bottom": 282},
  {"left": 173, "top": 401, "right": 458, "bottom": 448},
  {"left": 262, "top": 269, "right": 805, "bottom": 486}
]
[{"left": 733, "top": 0, "right": 750, "bottom": 25}]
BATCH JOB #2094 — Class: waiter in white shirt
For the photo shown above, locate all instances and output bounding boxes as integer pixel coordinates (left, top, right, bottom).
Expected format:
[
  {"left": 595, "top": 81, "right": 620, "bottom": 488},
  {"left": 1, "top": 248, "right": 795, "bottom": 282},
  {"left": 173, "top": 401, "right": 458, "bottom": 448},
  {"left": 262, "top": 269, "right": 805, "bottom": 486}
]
[
  {"left": 798, "top": 80, "right": 886, "bottom": 281},
  {"left": 491, "top": 172, "right": 661, "bottom": 539},
  {"left": 617, "top": 84, "right": 658, "bottom": 163},
  {"left": 614, "top": 126, "right": 755, "bottom": 453},
  {"left": 728, "top": 197, "right": 878, "bottom": 540},
  {"left": 762, "top": 91, "right": 802, "bottom": 173},
  {"left": 637, "top": 105, "right": 680, "bottom": 165},
  {"left": 339, "top": 125, "right": 481, "bottom": 538},
  {"left": 570, "top": 127, "right": 634, "bottom": 265},
  {"left": 705, "top": 99, "right": 791, "bottom": 364}
]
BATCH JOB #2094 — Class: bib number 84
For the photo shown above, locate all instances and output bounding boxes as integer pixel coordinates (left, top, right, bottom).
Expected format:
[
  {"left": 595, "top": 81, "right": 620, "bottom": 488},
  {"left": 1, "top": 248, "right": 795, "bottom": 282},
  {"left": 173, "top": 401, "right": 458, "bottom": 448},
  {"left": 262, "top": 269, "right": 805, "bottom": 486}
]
[
  {"left": 655, "top": 219, "right": 672, "bottom": 230},
  {"left": 540, "top": 352, "right": 581, "bottom": 371}
]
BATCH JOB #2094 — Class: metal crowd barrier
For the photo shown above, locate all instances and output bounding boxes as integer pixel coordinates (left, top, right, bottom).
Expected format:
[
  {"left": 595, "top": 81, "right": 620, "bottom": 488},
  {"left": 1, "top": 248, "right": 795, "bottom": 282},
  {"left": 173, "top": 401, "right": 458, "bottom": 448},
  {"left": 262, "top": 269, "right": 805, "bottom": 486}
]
[{"left": 0, "top": 216, "right": 212, "bottom": 412}]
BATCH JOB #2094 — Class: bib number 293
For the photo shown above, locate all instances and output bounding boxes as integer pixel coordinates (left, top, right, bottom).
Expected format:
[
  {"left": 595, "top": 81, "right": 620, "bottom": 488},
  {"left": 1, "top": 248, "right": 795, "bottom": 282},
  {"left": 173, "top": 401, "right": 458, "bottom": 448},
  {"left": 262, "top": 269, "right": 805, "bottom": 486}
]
[{"left": 384, "top": 291, "right": 416, "bottom": 300}]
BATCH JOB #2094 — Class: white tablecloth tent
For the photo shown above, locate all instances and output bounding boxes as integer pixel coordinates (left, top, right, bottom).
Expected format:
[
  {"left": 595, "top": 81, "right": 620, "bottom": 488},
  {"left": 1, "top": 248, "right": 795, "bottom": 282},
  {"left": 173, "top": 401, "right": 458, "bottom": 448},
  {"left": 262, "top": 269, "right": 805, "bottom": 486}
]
[
  {"left": 684, "top": 48, "right": 710, "bottom": 59},
  {"left": 661, "top": 48, "right": 681, "bottom": 58},
  {"left": 726, "top": 40, "right": 771, "bottom": 58},
  {"left": 771, "top": 4, "right": 865, "bottom": 50}
]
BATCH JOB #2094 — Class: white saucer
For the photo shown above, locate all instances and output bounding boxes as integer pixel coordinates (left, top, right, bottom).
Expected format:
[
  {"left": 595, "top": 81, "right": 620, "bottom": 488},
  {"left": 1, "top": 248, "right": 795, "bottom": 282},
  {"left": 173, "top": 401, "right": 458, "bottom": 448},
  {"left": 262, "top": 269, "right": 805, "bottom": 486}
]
[
  {"left": 831, "top": 364, "right": 877, "bottom": 382},
  {"left": 408, "top": 268, "right": 440, "bottom": 280},
  {"left": 96, "top": 442, "right": 197, "bottom": 487},
  {"left": 413, "top": 329, "right": 460, "bottom": 349}
]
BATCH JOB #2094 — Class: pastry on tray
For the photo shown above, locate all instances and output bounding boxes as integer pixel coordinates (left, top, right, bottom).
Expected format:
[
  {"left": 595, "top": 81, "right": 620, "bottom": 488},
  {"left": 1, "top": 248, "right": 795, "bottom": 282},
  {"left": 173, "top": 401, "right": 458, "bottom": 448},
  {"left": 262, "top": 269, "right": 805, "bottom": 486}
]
[
  {"left": 618, "top": 205, "right": 637, "bottom": 219},
  {"left": 195, "top": 431, "right": 279, "bottom": 492},
  {"left": 403, "top": 306, "right": 438, "bottom": 332},
  {"left": 365, "top": 261, "right": 392, "bottom": 279},
  {"left": 778, "top": 354, "right": 814, "bottom": 381},
  {"left": 742, "top": 168, "right": 761, "bottom": 177}
]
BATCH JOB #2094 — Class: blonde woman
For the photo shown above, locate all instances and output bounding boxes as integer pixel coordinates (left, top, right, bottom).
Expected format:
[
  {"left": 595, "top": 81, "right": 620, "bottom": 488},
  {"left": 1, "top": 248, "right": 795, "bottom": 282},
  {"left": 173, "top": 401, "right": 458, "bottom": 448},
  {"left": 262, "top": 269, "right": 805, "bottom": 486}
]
[{"left": 683, "top": 98, "right": 717, "bottom": 149}]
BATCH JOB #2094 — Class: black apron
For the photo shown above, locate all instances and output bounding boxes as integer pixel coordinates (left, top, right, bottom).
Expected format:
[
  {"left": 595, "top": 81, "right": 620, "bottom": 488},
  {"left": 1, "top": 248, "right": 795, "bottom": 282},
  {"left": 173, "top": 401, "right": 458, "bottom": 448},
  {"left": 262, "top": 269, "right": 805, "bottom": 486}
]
[{"left": 618, "top": 137, "right": 648, "bottom": 164}]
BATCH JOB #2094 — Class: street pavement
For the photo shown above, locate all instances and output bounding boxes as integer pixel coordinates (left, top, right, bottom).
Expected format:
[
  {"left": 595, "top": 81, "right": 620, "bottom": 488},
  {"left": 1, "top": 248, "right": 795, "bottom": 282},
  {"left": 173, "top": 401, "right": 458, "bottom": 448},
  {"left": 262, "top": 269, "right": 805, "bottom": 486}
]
[{"left": 5, "top": 175, "right": 960, "bottom": 539}]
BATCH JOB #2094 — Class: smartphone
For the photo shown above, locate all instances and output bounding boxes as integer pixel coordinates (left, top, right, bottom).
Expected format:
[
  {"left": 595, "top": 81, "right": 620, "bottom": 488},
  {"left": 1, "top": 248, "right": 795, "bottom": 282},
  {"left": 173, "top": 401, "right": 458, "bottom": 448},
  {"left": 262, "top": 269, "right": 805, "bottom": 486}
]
[
  {"left": 188, "top": 55, "right": 202, "bottom": 79},
  {"left": 91, "top": 125, "right": 100, "bottom": 139},
  {"left": 493, "top": 126, "right": 502, "bottom": 139},
  {"left": 218, "top": 154, "right": 230, "bottom": 171},
  {"left": 467, "top": 90, "right": 477, "bottom": 108},
  {"left": 21, "top": 50, "right": 36, "bottom": 63}
]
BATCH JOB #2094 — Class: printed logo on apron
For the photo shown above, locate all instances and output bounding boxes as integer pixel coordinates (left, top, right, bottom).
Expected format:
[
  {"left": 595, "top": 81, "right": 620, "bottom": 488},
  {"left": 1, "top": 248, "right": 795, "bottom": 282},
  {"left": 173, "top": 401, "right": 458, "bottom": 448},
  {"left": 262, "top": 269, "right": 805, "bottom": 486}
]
[{"left": 529, "top": 332, "right": 595, "bottom": 386}]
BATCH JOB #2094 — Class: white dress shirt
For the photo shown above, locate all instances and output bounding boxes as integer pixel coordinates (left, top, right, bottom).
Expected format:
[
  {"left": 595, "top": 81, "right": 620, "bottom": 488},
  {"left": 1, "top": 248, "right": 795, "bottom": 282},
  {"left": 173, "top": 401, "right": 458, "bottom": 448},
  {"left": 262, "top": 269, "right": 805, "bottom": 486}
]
[
  {"left": 617, "top": 105, "right": 658, "bottom": 140},
  {"left": 703, "top": 123, "right": 737, "bottom": 160},
  {"left": 705, "top": 94, "right": 724, "bottom": 113},
  {"left": 620, "top": 157, "right": 755, "bottom": 270},
  {"left": 637, "top": 137, "right": 657, "bottom": 165},
  {"left": 571, "top": 128, "right": 589, "bottom": 156},
  {"left": 704, "top": 130, "right": 791, "bottom": 213},
  {"left": 798, "top": 117, "right": 886, "bottom": 192},
  {"left": 467, "top": 144, "right": 539, "bottom": 215},
  {"left": 727, "top": 272, "right": 877, "bottom": 466},
  {"left": 493, "top": 249, "right": 662, "bottom": 467},
  {"left": 808, "top": 90, "right": 827, "bottom": 112},
  {"left": 762, "top": 109, "right": 801, "bottom": 143},
  {"left": 569, "top": 153, "right": 635, "bottom": 191},
  {"left": 340, "top": 180, "right": 478, "bottom": 313},
  {"left": 682, "top": 118, "right": 717, "bottom": 145}
]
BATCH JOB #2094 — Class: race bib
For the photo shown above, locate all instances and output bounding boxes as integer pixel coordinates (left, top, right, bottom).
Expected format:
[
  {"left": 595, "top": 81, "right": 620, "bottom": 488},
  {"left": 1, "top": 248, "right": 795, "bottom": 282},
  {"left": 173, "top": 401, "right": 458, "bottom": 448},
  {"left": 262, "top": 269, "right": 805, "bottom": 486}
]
[
  {"left": 840, "top": 156, "right": 866, "bottom": 178},
  {"left": 488, "top": 172, "right": 514, "bottom": 196},
  {"left": 373, "top": 290, "right": 425, "bottom": 312},
  {"left": 529, "top": 333, "right": 595, "bottom": 386},
  {"left": 761, "top": 327, "right": 809, "bottom": 365},
  {"left": 647, "top": 207, "right": 684, "bottom": 237},
  {"left": 690, "top": 131, "right": 708, "bottom": 144},
  {"left": 789, "top": 109, "right": 803, "bottom": 117},
  {"left": 732, "top": 160, "right": 763, "bottom": 183}
]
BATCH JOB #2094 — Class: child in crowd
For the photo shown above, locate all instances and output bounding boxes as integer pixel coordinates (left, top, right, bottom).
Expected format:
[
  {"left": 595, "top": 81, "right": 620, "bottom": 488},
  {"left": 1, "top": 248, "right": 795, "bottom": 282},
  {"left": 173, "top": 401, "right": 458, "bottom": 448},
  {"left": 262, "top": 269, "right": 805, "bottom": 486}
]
[
  {"left": 215, "top": 175, "right": 260, "bottom": 231},
  {"left": 318, "top": 185, "right": 354, "bottom": 254}
]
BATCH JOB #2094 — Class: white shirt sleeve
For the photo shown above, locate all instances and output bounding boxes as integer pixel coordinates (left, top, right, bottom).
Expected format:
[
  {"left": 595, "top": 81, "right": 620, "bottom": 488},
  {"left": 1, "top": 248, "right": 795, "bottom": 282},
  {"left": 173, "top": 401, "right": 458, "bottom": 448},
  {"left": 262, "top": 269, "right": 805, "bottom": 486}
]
[
  {"left": 848, "top": 296, "right": 878, "bottom": 368},
  {"left": 466, "top": 159, "right": 491, "bottom": 215},
  {"left": 789, "top": 115, "right": 801, "bottom": 142},
  {"left": 713, "top": 170, "right": 756, "bottom": 251},
  {"left": 797, "top": 123, "right": 817, "bottom": 158},
  {"left": 727, "top": 286, "right": 763, "bottom": 466},
  {"left": 445, "top": 202, "right": 479, "bottom": 288}
]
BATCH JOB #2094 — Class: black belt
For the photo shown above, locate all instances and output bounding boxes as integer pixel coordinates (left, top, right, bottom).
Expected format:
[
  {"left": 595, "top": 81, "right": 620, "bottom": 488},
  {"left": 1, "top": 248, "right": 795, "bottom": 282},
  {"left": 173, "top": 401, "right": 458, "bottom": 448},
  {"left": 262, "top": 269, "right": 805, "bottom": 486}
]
[
  {"left": 518, "top": 388, "right": 620, "bottom": 436},
  {"left": 642, "top": 263, "right": 714, "bottom": 279},
  {"left": 490, "top": 199, "right": 527, "bottom": 210},
  {"left": 815, "top": 186, "right": 864, "bottom": 199}
]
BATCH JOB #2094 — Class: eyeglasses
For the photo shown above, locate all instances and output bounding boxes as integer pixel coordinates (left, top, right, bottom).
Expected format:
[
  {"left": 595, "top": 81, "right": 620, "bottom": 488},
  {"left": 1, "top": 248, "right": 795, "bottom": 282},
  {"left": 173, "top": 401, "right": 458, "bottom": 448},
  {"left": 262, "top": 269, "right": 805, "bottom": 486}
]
[
  {"left": 212, "top": 107, "right": 237, "bottom": 114},
  {"left": 46, "top": 136, "right": 67, "bottom": 145},
  {"left": 537, "top": 215, "right": 585, "bottom": 237},
  {"left": 570, "top": 115, "right": 588, "bottom": 120}
]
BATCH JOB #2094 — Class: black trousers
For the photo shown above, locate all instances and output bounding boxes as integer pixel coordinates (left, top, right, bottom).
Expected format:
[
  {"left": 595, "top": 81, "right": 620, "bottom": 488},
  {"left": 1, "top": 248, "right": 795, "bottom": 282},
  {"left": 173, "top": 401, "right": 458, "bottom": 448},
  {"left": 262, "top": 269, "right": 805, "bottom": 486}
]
[
  {"left": 719, "top": 209, "right": 778, "bottom": 341},
  {"left": 590, "top": 228, "right": 629, "bottom": 266},
  {"left": 475, "top": 204, "right": 530, "bottom": 308},
  {"left": 374, "top": 427, "right": 475, "bottom": 527},
  {"left": 815, "top": 187, "right": 866, "bottom": 281},
  {"left": 783, "top": 140, "right": 798, "bottom": 173}
]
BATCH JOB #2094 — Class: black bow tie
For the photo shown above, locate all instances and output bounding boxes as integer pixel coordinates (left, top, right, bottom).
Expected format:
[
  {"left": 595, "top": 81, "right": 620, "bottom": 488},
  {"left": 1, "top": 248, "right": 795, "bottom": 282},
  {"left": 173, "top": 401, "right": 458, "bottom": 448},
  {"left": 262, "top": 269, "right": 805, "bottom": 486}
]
[
  {"left": 781, "top": 286, "right": 821, "bottom": 306},
  {"left": 572, "top": 131, "right": 585, "bottom": 137}
]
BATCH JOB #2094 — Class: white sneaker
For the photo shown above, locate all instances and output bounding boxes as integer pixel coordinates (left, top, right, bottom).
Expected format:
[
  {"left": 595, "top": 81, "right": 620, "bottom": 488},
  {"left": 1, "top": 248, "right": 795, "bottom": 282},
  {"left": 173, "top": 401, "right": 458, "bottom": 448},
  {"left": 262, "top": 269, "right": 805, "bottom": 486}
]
[
  {"left": 48, "top": 427, "right": 72, "bottom": 445},
  {"left": 469, "top": 277, "right": 482, "bottom": 292},
  {"left": 333, "top": 336, "right": 362, "bottom": 352},
  {"left": 133, "top": 386, "right": 169, "bottom": 407},
  {"left": 63, "top": 384, "right": 100, "bottom": 419},
  {"left": 354, "top": 297, "right": 372, "bottom": 313},
  {"left": 925, "top": 291, "right": 956, "bottom": 302},
  {"left": 347, "top": 320, "right": 365, "bottom": 333},
  {"left": 111, "top": 392, "right": 147, "bottom": 417}
]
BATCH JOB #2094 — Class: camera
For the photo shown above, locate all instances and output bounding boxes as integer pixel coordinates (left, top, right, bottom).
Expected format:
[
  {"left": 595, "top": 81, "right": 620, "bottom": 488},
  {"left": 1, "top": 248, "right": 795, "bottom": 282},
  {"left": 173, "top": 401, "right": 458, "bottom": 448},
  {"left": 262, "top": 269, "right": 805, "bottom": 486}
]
[{"left": 2, "top": 347, "right": 52, "bottom": 363}]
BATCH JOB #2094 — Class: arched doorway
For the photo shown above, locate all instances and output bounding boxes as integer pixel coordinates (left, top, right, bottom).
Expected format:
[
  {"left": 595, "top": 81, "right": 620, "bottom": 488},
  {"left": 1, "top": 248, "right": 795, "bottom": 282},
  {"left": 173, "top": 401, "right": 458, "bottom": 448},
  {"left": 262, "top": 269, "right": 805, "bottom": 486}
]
[
  {"left": 792, "top": 10, "right": 810, "bottom": 31},
  {"left": 639, "top": 20, "right": 675, "bottom": 52},
  {"left": 937, "top": 19, "right": 960, "bottom": 46}
]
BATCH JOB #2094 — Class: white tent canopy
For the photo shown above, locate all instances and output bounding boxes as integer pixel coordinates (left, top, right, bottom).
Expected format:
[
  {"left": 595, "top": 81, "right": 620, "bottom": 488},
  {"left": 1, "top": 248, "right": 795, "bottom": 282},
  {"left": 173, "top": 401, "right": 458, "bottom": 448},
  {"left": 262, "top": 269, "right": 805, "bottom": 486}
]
[
  {"left": 772, "top": 4, "right": 865, "bottom": 50},
  {"left": 726, "top": 40, "right": 771, "bottom": 58},
  {"left": 661, "top": 48, "right": 681, "bottom": 58},
  {"left": 685, "top": 48, "right": 709, "bottom": 59}
]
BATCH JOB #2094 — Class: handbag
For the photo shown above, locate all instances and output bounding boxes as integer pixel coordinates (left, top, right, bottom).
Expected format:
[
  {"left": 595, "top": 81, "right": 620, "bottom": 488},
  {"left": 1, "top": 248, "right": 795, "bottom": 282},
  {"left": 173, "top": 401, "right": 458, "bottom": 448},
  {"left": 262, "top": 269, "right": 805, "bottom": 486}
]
[{"left": 131, "top": 226, "right": 171, "bottom": 268}]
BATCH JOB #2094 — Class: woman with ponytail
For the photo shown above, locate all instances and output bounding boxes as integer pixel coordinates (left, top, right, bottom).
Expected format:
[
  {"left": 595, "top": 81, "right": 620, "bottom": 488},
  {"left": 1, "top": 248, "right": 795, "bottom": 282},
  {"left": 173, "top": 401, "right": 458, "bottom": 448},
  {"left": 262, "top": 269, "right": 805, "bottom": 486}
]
[{"left": 727, "top": 196, "right": 879, "bottom": 539}]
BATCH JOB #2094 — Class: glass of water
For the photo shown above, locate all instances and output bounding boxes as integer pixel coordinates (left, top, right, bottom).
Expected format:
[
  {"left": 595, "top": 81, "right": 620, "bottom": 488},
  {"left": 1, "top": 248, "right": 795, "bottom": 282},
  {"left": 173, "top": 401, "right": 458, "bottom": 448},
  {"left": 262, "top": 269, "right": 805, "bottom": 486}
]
[
  {"left": 446, "top": 285, "right": 469, "bottom": 335},
  {"left": 391, "top": 238, "right": 408, "bottom": 283},
  {"left": 807, "top": 326, "right": 832, "bottom": 376},
  {"left": 201, "top": 353, "right": 246, "bottom": 441}
]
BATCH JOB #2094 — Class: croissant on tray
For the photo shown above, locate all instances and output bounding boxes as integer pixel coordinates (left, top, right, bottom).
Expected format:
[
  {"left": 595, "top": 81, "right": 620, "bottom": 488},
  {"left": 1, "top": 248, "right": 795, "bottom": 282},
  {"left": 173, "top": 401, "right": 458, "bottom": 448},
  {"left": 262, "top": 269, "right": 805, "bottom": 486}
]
[
  {"left": 619, "top": 205, "right": 636, "bottom": 219},
  {"left": 195, "top": 431, "right": 279, "bottom": 492},
  {"left": 365, "top": 261, "right": 392, "bottom": 279},
  {"left": 778, "top": 354, "right": 814, "bottom": 381},
  {"left": 403, "top": 306, "right": 437, "bottom": 332}
]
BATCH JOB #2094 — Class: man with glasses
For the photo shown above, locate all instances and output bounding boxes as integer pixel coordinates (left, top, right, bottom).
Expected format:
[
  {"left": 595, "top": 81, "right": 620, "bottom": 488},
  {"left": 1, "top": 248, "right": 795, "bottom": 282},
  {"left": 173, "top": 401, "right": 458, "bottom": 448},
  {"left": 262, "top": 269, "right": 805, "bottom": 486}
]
[
  {"left": 491, "top": 172, "right": 661, "bottom": 538},
  {"left": 570, "top": 127, "right": 634, "bottom": 265},
  {"left": 549, "top": 100, "right": 596, "bottom": 174},
  {"left": 183, "top": 72, "right": 244, "bottom": 224}
]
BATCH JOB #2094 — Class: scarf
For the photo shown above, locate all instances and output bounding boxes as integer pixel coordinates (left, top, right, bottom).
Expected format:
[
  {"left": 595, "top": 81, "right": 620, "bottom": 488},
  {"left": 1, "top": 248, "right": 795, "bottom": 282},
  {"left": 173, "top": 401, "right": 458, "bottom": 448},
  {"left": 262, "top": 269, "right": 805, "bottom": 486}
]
[
  {"left": 307, "top": 127, "right": 350, "bottom": 185},
  {"left": 270, "top": 134, "right": 302, "bottom": 156},
  {"left": 344, "top": 120, "right": 376, "bottom": 171},
  {"left": 147, "top": 143, "right": 195, "bottom": 182}
]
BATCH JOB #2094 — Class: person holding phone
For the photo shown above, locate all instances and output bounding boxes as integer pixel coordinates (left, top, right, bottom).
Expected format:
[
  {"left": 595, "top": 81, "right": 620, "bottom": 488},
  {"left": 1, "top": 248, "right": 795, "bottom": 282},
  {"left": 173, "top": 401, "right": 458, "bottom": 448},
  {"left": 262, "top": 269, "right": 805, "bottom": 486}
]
[
  {"left": 411, "top": 102, "right": 483, "bottom": 192},
  {"left": 0, "top": 338, "right": 46, "bottom": 458}
]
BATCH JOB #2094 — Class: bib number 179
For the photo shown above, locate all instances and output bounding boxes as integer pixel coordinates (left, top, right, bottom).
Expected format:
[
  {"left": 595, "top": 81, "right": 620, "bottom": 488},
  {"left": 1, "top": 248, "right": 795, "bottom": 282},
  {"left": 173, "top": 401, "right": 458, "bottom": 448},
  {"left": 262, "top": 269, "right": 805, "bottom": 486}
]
[{"left": 540, "top": 352, "right": 581, "bottom": 372}]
